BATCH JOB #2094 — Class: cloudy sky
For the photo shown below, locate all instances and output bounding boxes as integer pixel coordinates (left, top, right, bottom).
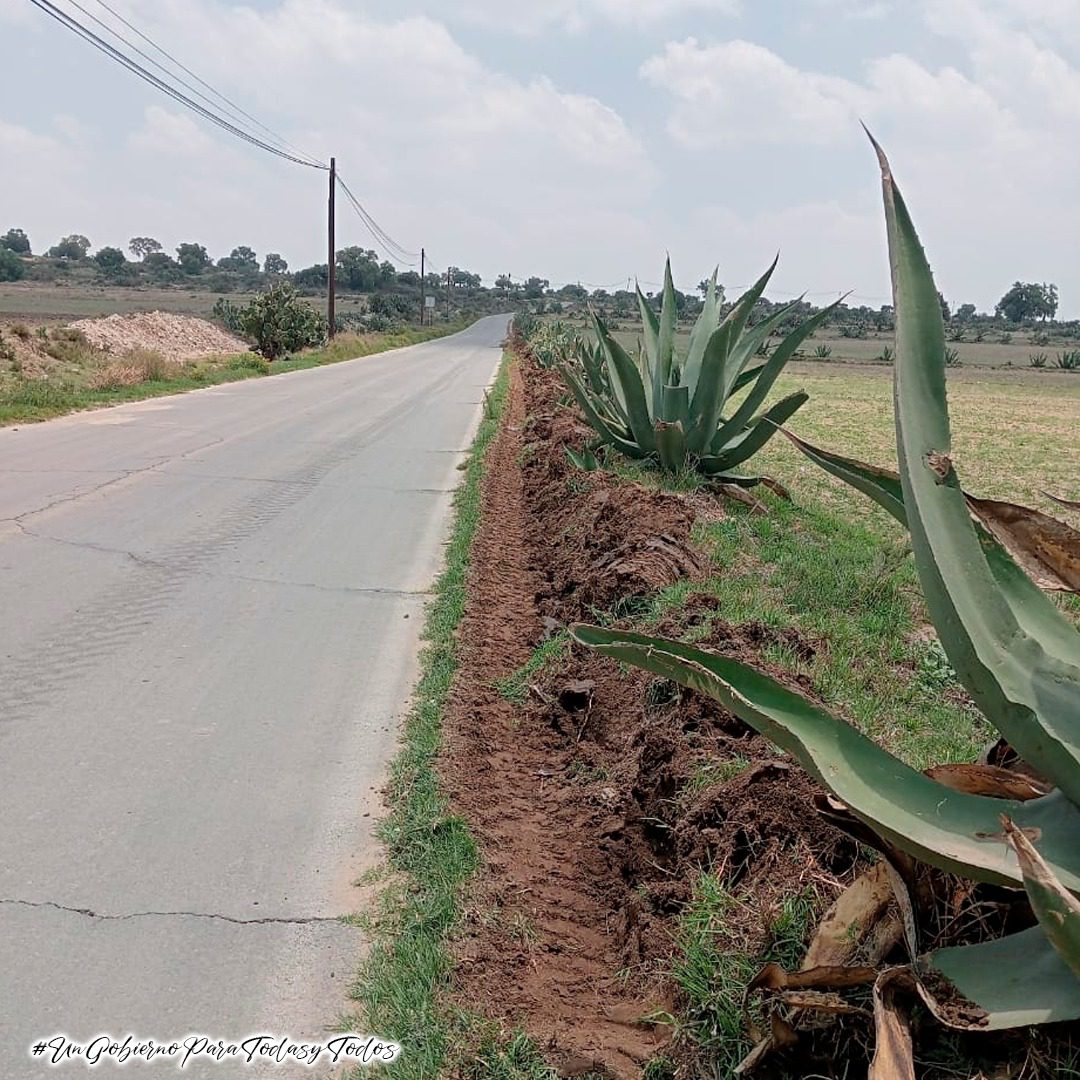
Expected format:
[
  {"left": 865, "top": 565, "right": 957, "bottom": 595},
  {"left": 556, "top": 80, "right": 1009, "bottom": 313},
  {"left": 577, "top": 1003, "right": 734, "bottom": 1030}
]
[{"left": 2, "top": 0, "right": 1079, "bottom": 312}]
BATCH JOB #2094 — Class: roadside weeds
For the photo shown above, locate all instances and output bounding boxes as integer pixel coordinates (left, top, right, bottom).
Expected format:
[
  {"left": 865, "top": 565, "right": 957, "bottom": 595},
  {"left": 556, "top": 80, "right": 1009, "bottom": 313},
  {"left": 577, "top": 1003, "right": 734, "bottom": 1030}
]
[{"left": 347, "top": 353, "right": 511, "bottom": 1079}]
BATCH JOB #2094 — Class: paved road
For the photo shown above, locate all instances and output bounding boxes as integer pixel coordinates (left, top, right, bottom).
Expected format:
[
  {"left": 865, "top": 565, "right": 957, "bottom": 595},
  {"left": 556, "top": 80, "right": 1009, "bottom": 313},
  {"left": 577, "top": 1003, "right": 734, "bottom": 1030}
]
[{"left": 0, "top": 316, "right": 508, "bottom": 1078}]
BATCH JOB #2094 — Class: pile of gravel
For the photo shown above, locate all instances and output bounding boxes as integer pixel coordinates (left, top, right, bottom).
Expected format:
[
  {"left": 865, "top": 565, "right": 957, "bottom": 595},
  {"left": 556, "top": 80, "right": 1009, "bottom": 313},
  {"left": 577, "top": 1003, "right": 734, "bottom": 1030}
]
[{"left": 70, "top": 311, "right": 248, "bottom": 361}]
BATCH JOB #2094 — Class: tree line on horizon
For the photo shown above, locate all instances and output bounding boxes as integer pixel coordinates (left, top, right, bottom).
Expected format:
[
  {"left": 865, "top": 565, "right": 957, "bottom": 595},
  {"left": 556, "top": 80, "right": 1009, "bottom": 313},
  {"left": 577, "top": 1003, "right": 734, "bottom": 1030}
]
[{"left": 0, "top": 224, "right": 1068, "bottom": 328}]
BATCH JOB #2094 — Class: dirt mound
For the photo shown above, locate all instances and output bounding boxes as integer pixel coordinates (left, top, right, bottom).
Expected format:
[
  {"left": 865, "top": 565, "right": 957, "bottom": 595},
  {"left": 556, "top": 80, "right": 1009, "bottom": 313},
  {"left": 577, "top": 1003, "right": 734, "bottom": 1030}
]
[
  {"left": 70, "top": 311, "right": 247, "bottom": 361},
  {"left": 442, "top": 355, "right": 862, "bottom": 1077},
  {"left": 520, "top": 365, "right": 705, "bottom": 622}
]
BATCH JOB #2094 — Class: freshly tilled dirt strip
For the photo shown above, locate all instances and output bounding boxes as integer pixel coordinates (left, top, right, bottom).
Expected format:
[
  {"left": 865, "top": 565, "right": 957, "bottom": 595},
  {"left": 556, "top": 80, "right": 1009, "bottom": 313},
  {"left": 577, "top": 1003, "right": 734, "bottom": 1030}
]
[{"left": 441, "top": 354, "right": 862, "bottom": 1077}]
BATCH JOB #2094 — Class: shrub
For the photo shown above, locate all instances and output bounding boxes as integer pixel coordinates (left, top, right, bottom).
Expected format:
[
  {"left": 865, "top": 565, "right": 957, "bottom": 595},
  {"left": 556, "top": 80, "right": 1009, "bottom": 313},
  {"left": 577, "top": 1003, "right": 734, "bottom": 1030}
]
[
  {"left": 0, "top": 247, "right": 25, "bottom": 282},
  {"left": 236, "top": 283, "right": 327, "bottom": 359},
  {"left": 211, "top": 297, "right": 244, "bottom": 333}
]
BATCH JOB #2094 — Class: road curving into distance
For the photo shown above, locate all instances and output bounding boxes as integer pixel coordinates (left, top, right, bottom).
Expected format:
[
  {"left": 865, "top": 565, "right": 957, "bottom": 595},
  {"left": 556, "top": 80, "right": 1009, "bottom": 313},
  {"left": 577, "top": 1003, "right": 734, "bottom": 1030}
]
[{"left": 0, "top": 315, "right": 510, "bottom": 1077}]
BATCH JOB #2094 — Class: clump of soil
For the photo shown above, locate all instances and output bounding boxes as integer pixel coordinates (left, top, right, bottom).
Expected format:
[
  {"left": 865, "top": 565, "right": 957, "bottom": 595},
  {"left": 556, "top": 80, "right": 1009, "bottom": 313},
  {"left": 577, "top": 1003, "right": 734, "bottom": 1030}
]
[
  {"left": 70, "top": 311, "right": 247, "bottom": 361},
  {"left": 519, "top": 365, "right": 705, "bottom": 621},
  {"left": 442, "top": 354, "right": 860, "bottom": 1078}
]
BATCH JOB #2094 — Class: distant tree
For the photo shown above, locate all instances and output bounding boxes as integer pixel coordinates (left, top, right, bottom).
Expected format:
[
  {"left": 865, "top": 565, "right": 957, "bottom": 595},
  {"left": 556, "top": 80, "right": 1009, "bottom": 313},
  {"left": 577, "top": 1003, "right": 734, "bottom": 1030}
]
[
  {"left": 47, "top": 234, "right": 91, "bottom": 260},
  {"left": 955, "top": 303, "right": 977, "bottom": 322},
  {"left": 523, "top": 276, "right": 549, "bottom": 300},
  {"left": 94, "top": 246, "right": 127, "bottom": 275},
  {"left": 697, "top": 278, "right": 726, "bottom": 303},
  {"left": 1, "top": 228, "right": 31, "bottom": 254},
  {"left": 293, "top": 263, "right": 328, "bottom": 289},
  {"left": 336, "top": 247, "right": 381, "bottom": 291},
  {"left": 263, "top": 252, "right": 288, "bottom": 275},
  {"left": 128, "top": 236, "right": 162, "bottom": 261},
  {"left": 995, "top": 281, "right": 1058, "bottom": 323},
  {"left": 229, "top": 245, "right": 258, "bottom": 269},
  {"left": 938, "top": 291, "right": 950, "bottom": 321},
  {"left": 142, "top": 251, "right": 180, "bottom": 282},
  {"left": 495, "top": 274, "right": 513, "bottom": 292},
  {"left": 555, "top": 282, "right": 587, "bottom": 302},
  {"left": 396, "top": 270, "right": 420, "bottom": 288},
  {"left": 0, "top": 247, "right": 25, "bottom": 281},
  {"left": 451, "top": 267, "right": 482, "bottom": 289},
  {"left": 176, "top": 242, "right": 210, "bottom": 275}
]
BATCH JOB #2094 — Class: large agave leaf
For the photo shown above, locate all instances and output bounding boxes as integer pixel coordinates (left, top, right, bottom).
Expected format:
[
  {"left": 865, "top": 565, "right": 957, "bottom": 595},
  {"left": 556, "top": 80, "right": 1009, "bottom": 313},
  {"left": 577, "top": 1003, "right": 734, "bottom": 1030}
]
[
  {"left": 722, "top": 298, "right": 803, "bottom": 397},
  {"left": 683, "top": 268, "right": 722, "bottom": 396},
  {"left": 685, "top": 320, "right": 735, "bottom": 453},
  {"left": 1004, "top": 818, "right": 1080, "bottom": 978},
  {"left": 655, "top": 421, "right": 688, "bottom": 473},
  {"left": 594, "top": 321, "right": 655, "bottom": 454},
  {"left": 559, "top": 368, "right": 646, "bottom": 459},
  {"left": 635, "top": 283, "right": 660, "bottom": 418},
  {"left": 782, "top": 431, "right": 1080, "bottom": 663},
  {"left": 660, "top": 384, "right": 690, "bottom": 426},
  {"left": 871, "top": 134, "right": 1080, "bottom": 802},
  {"left": 924, "top": 925, "right": 1080, "bottom": 1030},
  {"left": 569, "top": 625, "right": 1080, "bottom": 892},
  {"left": 718, "top": 257, "right": 778, "bottom": 357},
  {"left": 732, "top": 363, "right": 767, "bottom": 393},
  {"left": 655, "top": 258, "right": 679, "bottom": 417},
  {"left": 705, "top": 391, "right": 809, "bottom": 470},
  {"left": 711, "top": 302, "right": 837, "bottom": 452}
]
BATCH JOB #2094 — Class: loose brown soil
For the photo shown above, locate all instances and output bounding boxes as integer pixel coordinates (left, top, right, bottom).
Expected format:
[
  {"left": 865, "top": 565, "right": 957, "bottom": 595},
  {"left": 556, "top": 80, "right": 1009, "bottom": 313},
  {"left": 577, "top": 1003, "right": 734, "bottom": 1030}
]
[{"left": 440, "top": 354, "right": 863, "bottom": 1077}]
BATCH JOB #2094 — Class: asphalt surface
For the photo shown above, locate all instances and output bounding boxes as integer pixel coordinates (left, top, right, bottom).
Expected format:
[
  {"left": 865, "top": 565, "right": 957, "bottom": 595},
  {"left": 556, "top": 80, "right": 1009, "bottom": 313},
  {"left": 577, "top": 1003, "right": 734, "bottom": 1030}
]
[{"left": 0, "top": 315, "right": 509, "bottom": 1077}]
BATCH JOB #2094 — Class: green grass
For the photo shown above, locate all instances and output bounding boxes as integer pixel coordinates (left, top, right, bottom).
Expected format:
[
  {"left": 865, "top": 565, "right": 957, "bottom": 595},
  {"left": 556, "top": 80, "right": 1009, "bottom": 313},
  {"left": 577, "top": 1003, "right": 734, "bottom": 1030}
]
[
  {"left": 0, "top": 320, "right": 474, "bottom": 425},
  {"left": 669, "top": 875, "right": 820, "bottom": 1074},
  {"left": 348, "top": 353, "right": 510, "bottom": 1079},
  {"left": 494, "top": 634, "right": 569, "bottom": 705}
]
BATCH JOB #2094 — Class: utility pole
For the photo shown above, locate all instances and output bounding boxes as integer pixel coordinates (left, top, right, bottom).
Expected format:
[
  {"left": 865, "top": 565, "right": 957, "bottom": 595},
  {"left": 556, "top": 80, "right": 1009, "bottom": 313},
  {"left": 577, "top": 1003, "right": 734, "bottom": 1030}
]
[
  {"left": 327, "top": 156, "right": 337, "bottom": 338},
  {"left": 446, "top": 267, "right": 451, "bottom": 321},
  {"left": 419, "top": 248, "right": 426, "bottom": 326}
]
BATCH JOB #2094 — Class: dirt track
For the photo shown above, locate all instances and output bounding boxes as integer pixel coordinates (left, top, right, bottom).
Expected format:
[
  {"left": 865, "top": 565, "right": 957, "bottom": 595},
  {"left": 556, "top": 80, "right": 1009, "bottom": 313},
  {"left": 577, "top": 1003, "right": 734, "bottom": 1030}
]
[{"left": 440, "top": 354, "right": 864, "bottom": 1076}]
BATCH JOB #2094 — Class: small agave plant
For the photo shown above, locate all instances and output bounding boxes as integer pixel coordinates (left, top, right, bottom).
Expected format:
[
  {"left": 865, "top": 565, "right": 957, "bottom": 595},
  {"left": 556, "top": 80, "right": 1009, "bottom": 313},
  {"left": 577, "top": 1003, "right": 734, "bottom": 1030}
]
[
  {"left": 572, "top": 138, "right": 1080, "bottom": 1066},
  {"left": 560, "top": 260, "right": 838, "bottom": 482}
]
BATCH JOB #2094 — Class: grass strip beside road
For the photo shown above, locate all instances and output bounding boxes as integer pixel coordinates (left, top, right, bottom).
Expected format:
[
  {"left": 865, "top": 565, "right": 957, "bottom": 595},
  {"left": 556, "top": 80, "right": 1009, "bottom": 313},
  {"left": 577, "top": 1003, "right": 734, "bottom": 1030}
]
[
  {"left": 0, "top": 320, "right": 475, "bottom": 425},
  {"left": 348, "top": 352, "right": 510, "bottom": 1078}
]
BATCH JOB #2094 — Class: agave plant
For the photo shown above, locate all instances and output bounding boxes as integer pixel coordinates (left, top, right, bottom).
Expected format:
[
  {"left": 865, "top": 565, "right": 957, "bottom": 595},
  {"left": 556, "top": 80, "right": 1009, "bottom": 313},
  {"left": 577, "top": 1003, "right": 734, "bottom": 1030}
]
[
  {"left": 527, "top": 318, "right": 582, "bottom": 369},
  {"left": 572, "top": 139, "right": 1080, "bottom": 1051},
  {"left": 560, "top": 260, "right": 837, "bottom": 481}
]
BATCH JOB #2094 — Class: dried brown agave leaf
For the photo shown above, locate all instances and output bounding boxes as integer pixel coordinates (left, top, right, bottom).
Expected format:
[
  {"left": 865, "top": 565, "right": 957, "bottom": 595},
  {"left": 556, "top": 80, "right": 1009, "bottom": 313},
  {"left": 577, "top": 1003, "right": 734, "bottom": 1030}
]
[
  {"left": 804, "top": 862, "right": 900, "bottom": 969},
  {"left": 869, "top": 969, "right": 917, "bottom": 1080},
  {"left": 925, "top": 762, "right": 1053, "bottom": 801},
  {"left": 965, "top": 494, "right": 1080, "bottom": 593}
]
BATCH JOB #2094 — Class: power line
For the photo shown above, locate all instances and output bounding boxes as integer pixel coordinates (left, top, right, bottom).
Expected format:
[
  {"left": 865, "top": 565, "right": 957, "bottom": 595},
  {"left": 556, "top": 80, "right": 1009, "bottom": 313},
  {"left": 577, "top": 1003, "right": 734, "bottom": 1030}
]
[
  {"left": 28, "top": 0, "right": 326, "bottom": 169},
  {"left": 335, "top": 174, "right": 418, "bottom": 265},
  {"left": 89, "top": 0, "right": 320, "bottom": 165},
  {"left": 336, "top": 176, "right": 417, "bottom": 261}
]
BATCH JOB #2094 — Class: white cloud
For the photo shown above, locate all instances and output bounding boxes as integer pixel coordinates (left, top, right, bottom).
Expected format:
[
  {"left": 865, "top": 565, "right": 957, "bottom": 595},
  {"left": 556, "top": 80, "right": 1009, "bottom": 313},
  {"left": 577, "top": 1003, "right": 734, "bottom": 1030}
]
[
  {"left": 128, "top": 106, "right": 219, "bottom": 157},
  {"left": 449, "top": 0, "right": 740, "bottom": 35},
  {"left": 641, "top": 38, "right": 867, "bottom": 145}
]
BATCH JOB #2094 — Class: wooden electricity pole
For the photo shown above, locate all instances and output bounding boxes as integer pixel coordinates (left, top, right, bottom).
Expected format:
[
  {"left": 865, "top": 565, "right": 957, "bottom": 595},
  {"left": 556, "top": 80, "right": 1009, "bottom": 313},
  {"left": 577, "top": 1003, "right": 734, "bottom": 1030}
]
[
  {"left": 327, "top": 156, "right": 337, "bottom": 338},
  {"left": 420, "top": 248, "right": 426, "bottom": 325},
  {"left": 446, "top": 266, "right": 451, "bottom": 321}
]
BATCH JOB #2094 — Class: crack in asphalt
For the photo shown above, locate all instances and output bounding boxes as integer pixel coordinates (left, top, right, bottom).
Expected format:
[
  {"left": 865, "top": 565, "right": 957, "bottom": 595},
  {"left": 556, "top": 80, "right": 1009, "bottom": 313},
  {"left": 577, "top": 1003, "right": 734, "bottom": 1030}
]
[
  {"left": 0, "top": 898, "right": 348, "bottom": 927},
  {"left": 7, "top": 523, "right": 430, "bottom": 597},
  {"left": 1, "top": 433, "right": 228, "bottom": 526}
]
